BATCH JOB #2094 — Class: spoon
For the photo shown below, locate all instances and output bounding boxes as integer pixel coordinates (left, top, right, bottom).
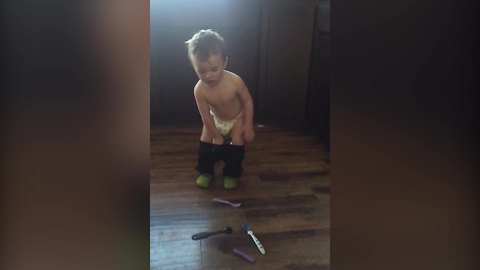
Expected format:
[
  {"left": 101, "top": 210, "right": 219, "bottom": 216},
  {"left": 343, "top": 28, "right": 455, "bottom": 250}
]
[
  {"left": 218, "top": 243, "right": 256, "bottom": 263},
  {"left": 192, "top": 226, "right": 233, "bottom": 240},
  {"left": 213, "top": 198, "right": 241, "bottom": 208}
]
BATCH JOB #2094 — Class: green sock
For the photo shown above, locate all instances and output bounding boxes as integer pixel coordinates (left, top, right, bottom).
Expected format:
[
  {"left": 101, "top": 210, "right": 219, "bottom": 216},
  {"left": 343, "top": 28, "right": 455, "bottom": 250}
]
[
  {"left": 196, "top": 174, "right": 213, "bottom": 188},
  {"left": 223, "top": 176, "right": 239, "bottom": 189}
]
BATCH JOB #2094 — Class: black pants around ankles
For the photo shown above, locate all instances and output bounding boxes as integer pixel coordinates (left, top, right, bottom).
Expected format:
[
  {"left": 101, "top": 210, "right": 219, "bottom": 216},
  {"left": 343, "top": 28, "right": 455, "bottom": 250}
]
[
  {"left": 222, "top": 144, "right": 245, "bottom": 178},
  {"left": 196, "top": 141, "right": 222, "bottom": 175},
  {"left": 195, "top": 141, "right": 245, "bottom": 178}
]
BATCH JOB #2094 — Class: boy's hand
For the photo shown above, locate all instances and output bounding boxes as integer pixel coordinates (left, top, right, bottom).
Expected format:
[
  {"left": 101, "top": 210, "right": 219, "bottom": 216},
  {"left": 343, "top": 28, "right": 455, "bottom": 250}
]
[
  {"left": 243, "top": 126, "right": 255, "bottom": 143},
  {"left": 212, "top": 136, "right": 224, "bottom": 145}
]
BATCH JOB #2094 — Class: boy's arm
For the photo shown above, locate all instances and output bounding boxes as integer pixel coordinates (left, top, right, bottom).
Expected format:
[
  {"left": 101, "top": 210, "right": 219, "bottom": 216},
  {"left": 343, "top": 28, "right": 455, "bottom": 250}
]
[
  {"left": 194, "top": 86, "right": 224, "bottom": 145},
  {"left": 237, "top": 78, "right": 255, "bottom": 142}
]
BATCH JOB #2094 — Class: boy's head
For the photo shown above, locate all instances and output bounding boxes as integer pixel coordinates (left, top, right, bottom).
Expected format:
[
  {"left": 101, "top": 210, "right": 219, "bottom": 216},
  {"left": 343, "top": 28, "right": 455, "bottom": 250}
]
[
  {"left": 186, "top": 29, "right": 227, "bottom": 62},
  {"left": 186, "top": 29, "right": 228, "bottom": 86}
]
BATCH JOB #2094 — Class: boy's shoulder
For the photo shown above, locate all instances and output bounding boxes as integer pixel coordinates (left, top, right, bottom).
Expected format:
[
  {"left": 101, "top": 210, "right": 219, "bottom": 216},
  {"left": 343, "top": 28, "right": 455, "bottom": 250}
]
[
  {"left": 193, "top": 80, "right": 205, "bottom": 95},
  {"left": 223, "top": 70, "right": 244, "bottom": 84},
  {"left": 194, "top": 80, "right": 203, "bottom": 89}
]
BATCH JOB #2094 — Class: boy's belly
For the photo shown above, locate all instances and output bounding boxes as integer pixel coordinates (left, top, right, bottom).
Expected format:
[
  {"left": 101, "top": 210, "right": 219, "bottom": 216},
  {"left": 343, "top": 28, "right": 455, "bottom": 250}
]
[{"left": 209, "top": 103, "right": 243, "bottom": 121}]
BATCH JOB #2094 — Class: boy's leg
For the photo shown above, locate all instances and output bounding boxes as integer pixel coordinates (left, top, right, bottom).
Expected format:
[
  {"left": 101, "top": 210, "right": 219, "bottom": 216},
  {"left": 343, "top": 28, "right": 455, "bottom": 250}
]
[
  {"left": 196, "top": 141, "right": 222, "bottom": 174},
  {"left": 195, "top": 126, "right": 221, "bottom": 188},
  {"left": 195, "top": 141, "right": 222, "bottom": 187},
  {"left": 222, "top": 120, "right": 245, "bottom": 189},
  {"left": 222, "top": 144, "right": 245, "bottom": 189}
]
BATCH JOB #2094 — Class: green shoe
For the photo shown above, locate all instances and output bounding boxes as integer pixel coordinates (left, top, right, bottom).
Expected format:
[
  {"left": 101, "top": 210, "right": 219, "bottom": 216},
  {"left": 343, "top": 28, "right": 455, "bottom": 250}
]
[
  {"left": 196, "top": 174, "right": 213, "bottom": 188},
  {"left": 223, "top": 176, "right": 239, "bottom": 189}
]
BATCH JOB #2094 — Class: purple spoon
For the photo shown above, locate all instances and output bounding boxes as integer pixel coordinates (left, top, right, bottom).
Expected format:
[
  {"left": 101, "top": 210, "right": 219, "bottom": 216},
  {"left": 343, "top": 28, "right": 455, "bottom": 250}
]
[
  {"left": 213, "top": 198, "right": 241, "bottom": 208},
  {"left": 218, "top": 243, "right": 256, "bottom": 263}
]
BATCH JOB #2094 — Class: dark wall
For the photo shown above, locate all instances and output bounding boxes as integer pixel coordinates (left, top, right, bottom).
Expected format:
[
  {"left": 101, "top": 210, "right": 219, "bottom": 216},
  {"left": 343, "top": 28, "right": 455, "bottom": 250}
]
[
  {"left": 258, "top": 0, "right": 316, "bottom": 124},
  {"left": 151, "top": 0, "right": 330, "bottom": 143},
  {"left": 306, "top": 2, "right": 330, "bottom": 144}
]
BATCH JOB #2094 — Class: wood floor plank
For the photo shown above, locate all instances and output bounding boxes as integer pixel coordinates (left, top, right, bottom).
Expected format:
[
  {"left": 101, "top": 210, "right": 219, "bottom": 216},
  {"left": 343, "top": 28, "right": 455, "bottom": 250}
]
[{"left": 150, "top": 239, "right": 202, "bottom": 270}]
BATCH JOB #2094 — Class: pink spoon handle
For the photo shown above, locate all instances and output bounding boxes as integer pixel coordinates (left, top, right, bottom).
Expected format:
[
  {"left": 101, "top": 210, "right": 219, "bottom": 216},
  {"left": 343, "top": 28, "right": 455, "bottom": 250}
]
[
  {"left": 213, "top": 198, "right": 239, "bottom": 206},
  {"left": 233, "top": 248, "right": 256, "bottom": 263},
  {"left": 213, "top": 198, "right": 231, "bottom": 205}
]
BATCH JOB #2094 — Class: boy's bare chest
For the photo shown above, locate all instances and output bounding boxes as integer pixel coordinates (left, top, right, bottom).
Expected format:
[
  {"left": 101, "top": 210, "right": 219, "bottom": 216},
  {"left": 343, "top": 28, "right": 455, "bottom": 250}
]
[{"left": 203, "top": 87, "right": 237, "bottom": 106}]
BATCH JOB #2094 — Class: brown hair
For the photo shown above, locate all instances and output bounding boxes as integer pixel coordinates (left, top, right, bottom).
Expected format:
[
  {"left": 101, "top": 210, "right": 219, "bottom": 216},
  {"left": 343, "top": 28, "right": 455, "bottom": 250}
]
[{"left": 185, "top": 29, "right": 227, "bottom": 62}]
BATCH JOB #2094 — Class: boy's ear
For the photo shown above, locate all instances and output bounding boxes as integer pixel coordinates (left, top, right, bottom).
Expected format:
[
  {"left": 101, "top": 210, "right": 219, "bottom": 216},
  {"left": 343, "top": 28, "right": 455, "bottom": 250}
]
[{"left": 224, "top": 57, "right": 229, "bottom": 68}]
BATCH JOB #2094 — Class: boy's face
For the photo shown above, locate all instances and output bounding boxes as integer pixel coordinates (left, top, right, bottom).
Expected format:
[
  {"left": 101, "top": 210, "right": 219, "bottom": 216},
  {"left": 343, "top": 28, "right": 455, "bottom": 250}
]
[{"left": 191, "top": 53, "right": 227, "bottom": 86}]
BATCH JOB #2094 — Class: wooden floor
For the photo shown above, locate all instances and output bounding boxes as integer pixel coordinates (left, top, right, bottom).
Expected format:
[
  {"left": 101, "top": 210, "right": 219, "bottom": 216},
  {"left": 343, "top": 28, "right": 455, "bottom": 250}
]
[{"left": 150, "top": 125, "right": 330, "bottom": 270}]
